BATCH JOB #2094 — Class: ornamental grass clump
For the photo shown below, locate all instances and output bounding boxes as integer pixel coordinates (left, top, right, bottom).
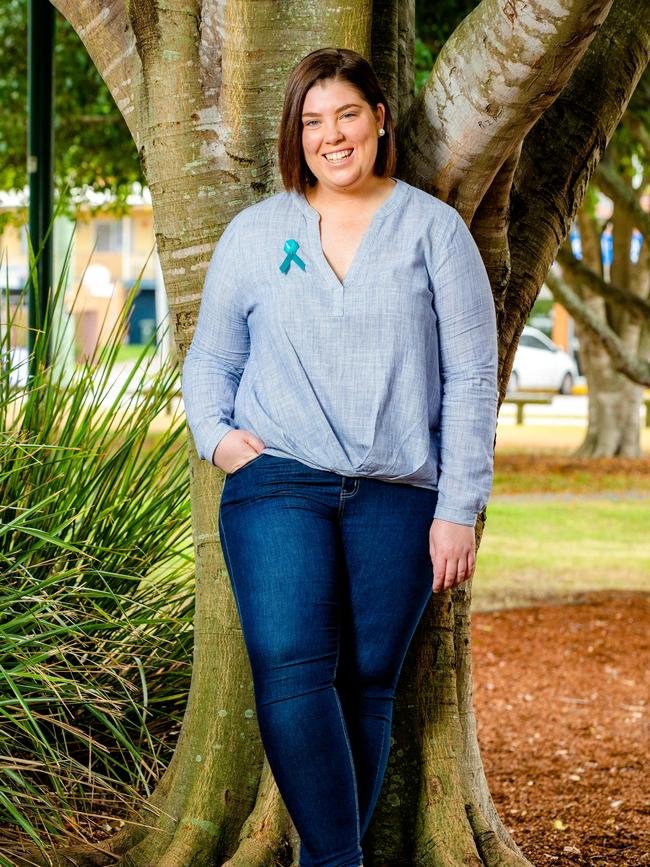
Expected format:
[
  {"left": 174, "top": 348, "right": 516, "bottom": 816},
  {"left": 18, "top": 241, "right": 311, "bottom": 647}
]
[{"left": 0, "top": 227, "right": 194, "bottom": 856}]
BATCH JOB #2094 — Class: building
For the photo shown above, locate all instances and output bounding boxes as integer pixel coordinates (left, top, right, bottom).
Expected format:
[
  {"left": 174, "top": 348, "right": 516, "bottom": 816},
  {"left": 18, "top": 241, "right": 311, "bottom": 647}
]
[{"left": 0, "top": 186, "right": 166, "bottom": 362}]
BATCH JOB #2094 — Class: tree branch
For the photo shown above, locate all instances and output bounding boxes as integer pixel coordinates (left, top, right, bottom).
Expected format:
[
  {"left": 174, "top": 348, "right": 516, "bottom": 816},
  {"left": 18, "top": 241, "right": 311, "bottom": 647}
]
[
  {"left": 371, "top": 1, "right": 399, "bottom": 123},
  {"left": 593, "top": 157, "right": 650, "bottom": 239},
  {"left": 370, "top": 0, "right": 415, "bottom": 123},
  {"left": 472, "top": 142, "right": 521, "bottom": 317},
  {"left": 621, "top": 64, "right": 650, "bottom": 154},
  {"left": 546, "top": 267, "right": 650, "bottom": 386},
  {"left": 397, "top": 0, "right": 416, "bottom": 117},
  {"left": 398, "top": 0, "right": 614, "bottom": 219},
  {"left": 50, "top": 0, "right": 138, "bottom": 141},
  {"left": 556, "top": 245, "right": 650, "bottom": 320},
  {"left": 501, "top": 0, "right": 650, "bottom": 373}
]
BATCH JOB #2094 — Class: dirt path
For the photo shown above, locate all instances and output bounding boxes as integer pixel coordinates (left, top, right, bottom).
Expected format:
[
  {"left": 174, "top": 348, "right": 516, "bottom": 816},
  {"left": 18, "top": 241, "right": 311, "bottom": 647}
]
[{"left": 473, "top": 591, "right": 649, "bottom": 865}]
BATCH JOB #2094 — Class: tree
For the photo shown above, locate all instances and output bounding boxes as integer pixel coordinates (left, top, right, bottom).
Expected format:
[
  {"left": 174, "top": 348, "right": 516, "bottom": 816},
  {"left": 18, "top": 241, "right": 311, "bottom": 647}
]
[
  {"left": 547, "top": 78, "right": 650, "bottom": 457},
  {"left": 15, "top": 1, "right": 649, "bottom": 865},
  {"left": 0, "top": 1, "right": 142, "bottom": 229}
]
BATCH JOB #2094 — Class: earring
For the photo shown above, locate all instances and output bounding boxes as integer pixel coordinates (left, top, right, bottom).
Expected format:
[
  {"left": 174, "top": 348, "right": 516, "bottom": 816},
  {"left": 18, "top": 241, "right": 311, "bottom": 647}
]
[{"left": 378, "top": 128, "right": 385, "bottom": 136}]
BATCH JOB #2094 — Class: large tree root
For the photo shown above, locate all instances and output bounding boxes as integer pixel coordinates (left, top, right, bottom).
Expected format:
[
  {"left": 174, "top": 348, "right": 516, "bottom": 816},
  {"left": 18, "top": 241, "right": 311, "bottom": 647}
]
[
  {"left": 466, "top": 803, "right": 534, "bottom": 867},
  {"left": 221, "top": 758, "right": 293, "bottom": 867}
]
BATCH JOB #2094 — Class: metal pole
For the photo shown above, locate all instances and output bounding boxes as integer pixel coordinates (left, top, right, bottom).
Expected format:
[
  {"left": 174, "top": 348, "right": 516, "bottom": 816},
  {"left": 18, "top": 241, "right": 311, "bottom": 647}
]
[{"left": 27, "top": 0, "right": 55, "bottom": 375}]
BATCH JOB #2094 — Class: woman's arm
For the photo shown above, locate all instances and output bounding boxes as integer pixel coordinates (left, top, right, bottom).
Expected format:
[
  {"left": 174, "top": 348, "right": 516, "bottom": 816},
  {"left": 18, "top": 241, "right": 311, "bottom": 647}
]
[
  {"left": 181, "top": 216, "right": 251, "bottom": 464},
  {"left": 430, "top": 210, "right": 499, "bottom": 528},
  {"left": 428, "top": 210, "right": 498, "bottom": 592}
]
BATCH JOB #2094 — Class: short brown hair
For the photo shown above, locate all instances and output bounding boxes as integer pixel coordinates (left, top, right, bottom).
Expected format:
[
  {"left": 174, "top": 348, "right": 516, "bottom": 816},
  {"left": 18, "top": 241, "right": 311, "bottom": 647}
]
[{"left": 278, "top": 47, "right": 397, "bottom": 194}]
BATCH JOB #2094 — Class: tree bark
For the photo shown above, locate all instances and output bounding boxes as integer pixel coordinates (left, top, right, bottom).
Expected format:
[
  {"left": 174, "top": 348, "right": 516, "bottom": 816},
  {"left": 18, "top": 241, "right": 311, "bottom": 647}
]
[
  {"left": 573, "top": 203, "right": 647, "bottom": 457},
  {"left": 499, "top": 0, "right": 649, "bottom": 399},
  {"left": 15, "top": 1, "right": 647, "bottom": 865}
]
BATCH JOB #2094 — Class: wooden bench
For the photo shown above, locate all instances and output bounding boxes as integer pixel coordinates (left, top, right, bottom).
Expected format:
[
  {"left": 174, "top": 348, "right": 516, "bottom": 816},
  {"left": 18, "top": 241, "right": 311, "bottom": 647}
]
[{"left": 503, "top": 392, "right": 554, "bottom": 425}]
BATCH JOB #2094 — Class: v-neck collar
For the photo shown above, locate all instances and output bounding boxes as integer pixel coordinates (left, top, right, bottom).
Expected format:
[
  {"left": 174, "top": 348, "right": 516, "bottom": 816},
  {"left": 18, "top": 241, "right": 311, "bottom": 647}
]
[{"left": 288, "top": 177, "right": 407, "bottom": 291}]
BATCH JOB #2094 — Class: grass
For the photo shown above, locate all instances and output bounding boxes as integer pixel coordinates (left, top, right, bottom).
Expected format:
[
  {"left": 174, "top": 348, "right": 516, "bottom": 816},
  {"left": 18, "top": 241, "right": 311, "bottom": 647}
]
[
  {"left": 474, "top": 497, "right": 650, "bottom": 611},
  {"left": 472, "top": 424, "right": 650, "bottom": 611},
  {"left": 115, "top": 342, "right": 157, "bottom": 363}
]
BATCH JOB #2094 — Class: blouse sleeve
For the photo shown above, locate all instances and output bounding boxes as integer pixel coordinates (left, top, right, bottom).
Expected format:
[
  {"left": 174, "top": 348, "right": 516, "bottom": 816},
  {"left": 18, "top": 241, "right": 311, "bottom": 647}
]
[
  {"left": 181, "top": 216, "right": 250, "bottom": 464},
  {"left": 430, "top": 211, "right": 498, "bottom": 526}
]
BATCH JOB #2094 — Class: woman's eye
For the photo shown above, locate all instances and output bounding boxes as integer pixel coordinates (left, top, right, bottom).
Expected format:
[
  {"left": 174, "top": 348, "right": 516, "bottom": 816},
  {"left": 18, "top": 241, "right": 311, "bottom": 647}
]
[{"left": 304, "top": 113, "right": 356, "bottom": 127}]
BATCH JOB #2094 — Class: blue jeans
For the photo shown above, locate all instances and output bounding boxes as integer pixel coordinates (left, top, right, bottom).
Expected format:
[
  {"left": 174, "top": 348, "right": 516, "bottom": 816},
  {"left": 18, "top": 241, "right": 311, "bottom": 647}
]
[{"left": 218, "top": 454, "right": 437, "bottom": 867}]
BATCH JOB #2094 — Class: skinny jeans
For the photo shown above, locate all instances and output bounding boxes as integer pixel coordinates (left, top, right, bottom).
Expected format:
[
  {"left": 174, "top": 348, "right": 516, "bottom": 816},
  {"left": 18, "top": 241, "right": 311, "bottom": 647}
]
[{"left": 218, "top": 453, "right": 437, "bottom": 867}]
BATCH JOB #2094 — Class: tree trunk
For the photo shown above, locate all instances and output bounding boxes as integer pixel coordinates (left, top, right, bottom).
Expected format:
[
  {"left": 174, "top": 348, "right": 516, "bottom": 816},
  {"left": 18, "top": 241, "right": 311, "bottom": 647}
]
[
  {"left": 575, "top": 322, "right": 644, "bottom": 457},
  {"left": 15, "top": 1, "right": 647, "bottom": 865},
  {"left": 571, "top": 191, "right": 645, "bottom": 457}
]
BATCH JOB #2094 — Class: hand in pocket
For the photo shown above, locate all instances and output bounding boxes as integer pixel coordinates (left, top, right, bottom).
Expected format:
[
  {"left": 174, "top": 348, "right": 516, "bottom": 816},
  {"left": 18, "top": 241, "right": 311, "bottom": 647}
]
[{"left": 212, "top": 428, "right": 266, "bottom": 474}]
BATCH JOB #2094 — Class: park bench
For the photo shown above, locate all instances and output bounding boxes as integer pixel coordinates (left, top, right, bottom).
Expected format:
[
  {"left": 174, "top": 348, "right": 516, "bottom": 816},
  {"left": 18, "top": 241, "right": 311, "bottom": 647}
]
[{"left": 503, "top": 392, "right": 554, "bottom": 425}]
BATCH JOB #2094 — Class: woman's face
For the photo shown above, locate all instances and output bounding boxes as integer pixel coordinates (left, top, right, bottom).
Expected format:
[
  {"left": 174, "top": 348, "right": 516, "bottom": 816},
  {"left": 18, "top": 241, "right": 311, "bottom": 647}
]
[{"left": 300, "top": 78, "right": 385, "bottom": 194}]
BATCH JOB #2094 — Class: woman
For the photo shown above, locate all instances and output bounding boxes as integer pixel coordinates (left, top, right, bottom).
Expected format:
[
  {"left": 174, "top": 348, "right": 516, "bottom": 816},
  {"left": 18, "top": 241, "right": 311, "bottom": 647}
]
[{"left": 182, "top": 47, "right": 497, "bottom": 867}]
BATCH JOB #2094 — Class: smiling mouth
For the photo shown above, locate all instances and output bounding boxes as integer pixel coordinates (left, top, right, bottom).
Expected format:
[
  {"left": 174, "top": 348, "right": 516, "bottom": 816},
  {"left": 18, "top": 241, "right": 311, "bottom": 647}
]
[{"left": 323, "top": 148, "right": 354, "bottom": 163}]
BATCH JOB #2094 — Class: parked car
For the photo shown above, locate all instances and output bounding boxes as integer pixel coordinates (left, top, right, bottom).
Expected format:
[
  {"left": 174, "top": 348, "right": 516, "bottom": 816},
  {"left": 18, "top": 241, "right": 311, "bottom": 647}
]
[{"left": 507, "top": 326, "right": 578, "bottom": 394}]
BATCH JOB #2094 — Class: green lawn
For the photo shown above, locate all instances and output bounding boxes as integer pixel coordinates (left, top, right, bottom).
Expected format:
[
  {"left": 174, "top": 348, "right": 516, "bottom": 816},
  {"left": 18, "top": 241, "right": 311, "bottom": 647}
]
[
  {"left": 474, "top": 496, "right": 650, "bottom": 611},
  {"left": 115, "top": 342, "right": 157, "bottom": 362}
]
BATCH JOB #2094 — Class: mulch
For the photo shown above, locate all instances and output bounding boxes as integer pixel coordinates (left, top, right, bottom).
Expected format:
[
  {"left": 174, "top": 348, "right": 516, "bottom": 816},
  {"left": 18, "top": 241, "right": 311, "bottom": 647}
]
[
  {"left": 492, "top": 454, "right": 650, "bottom": 496},
  {"left": 472, "top": 591, "right": 649, "bottom": 865}
]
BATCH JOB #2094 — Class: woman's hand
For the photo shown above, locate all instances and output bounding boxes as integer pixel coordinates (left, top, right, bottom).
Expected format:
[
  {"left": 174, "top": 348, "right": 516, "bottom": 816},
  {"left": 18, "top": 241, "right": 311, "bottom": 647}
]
[
  {"left": 429, "top": 518, "right": 476, "bottom": 593},
  {"left": 212, "top": 428, "right": 266, "bottom": 474}
]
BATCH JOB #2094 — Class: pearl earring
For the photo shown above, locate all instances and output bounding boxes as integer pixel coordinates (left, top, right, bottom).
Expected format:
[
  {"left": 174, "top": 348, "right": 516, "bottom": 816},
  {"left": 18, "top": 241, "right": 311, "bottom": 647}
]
[{"left": 378, "top": 128, "right": 385, "bottom": 136}]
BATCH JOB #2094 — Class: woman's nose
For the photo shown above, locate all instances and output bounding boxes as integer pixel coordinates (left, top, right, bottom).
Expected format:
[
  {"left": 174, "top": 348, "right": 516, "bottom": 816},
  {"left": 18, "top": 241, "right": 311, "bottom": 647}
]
[{"left": 323, "top": 121, "right": 344, "bottom": 141}]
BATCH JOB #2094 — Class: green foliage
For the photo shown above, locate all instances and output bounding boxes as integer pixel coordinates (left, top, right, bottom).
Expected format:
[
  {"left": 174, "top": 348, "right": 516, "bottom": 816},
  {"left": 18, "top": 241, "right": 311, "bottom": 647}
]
[
  {"left": 0, "top": 1, "right": 489, "bottom": 220},
  {"left": 414, "top": 38, "right": 435, "bottom": 96},
  {"left": 0, "top": 222, "right": 194, "bottom": 854},
  {"left": 611, "top": 69, "right": 650, "bottom": 184},
  {"left": 0, "top": 1, "right": 143, "bottom": 226},
  {"left": 413, "top": 1, "right": 482, "bottom": 95}
]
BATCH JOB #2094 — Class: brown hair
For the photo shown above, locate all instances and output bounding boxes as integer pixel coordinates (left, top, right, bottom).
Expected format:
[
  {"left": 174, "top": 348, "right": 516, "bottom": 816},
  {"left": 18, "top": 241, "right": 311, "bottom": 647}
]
[{"left": 278, "top": 47, "right": 397, "bottom": 194}]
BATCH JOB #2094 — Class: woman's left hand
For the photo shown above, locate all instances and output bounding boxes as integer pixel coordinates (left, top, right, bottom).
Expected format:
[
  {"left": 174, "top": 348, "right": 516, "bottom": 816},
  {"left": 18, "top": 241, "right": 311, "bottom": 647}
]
[{"left": 429, "top": 519, "right": 476, "bottom": 593}]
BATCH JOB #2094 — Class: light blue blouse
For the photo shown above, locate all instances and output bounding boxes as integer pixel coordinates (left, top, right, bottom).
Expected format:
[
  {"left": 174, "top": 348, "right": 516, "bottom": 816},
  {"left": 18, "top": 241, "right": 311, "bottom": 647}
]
[{"left": 181, "top": 177, "right": 498, "bottom": 526}]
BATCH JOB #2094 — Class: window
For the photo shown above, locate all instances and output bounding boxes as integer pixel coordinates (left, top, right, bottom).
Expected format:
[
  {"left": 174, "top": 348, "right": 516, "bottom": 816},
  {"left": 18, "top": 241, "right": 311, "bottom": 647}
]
[
  {"left": 94, "top": 220, "right": 123, "bottom": 252},
  {"left": 521, "top": 331, "right": 556, "bottom": 352},
  {"left": 19, "top": 224, "right": 29, "bottom": 255}
]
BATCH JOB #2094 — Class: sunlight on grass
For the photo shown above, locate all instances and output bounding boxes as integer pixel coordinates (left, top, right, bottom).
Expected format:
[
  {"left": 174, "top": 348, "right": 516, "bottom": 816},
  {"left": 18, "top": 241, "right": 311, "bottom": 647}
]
[
  {"left": 474, "top": 498, "right": 650, "bottom": 611},
  {"left": 115, "top": 342, "right": 157, "bottom": 363}
]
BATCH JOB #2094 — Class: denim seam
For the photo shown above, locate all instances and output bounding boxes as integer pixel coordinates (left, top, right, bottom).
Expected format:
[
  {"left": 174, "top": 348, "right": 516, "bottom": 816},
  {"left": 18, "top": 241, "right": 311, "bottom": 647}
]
[
  {"left": 218, "top": 508, "right": 245, "bottom": 628},
  {"left": 359, "top": 708, "right": 392, "bottom": 841},
  {"left": 337, "top": 478, "right": 360, "bottom": 520},
  {"left": 333, "top": 623, "right": 362, "bottom": 849}
]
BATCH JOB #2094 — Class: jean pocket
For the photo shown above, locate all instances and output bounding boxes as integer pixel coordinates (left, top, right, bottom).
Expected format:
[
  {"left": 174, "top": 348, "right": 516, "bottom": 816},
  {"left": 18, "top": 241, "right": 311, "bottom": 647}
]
[{"left": 226, "top": 451, "right": 267, "bottom": 477}]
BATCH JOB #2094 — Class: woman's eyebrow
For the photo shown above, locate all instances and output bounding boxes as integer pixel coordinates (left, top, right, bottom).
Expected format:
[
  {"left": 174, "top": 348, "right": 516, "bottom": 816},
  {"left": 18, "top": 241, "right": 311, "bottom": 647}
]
[{"left": 301, "top": 103, "right": 362, "bottom": 117}]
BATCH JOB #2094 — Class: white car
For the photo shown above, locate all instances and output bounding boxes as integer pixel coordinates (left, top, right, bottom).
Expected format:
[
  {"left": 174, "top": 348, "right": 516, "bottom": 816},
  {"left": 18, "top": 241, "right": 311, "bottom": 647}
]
[{"left": 508, "top": 326, "right": 578, "bottom": 394}]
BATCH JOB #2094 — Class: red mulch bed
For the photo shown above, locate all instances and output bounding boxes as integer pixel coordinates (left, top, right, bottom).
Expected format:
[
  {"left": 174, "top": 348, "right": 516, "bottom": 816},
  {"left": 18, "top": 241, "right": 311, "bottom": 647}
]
[{"left": 473, "top": 591, "right": 649, "bottom": 865}]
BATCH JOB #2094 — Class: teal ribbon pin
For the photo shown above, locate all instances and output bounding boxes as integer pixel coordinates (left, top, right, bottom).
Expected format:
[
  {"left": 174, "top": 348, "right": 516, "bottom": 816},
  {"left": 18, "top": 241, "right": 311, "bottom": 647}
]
[{"left": 279, "top": 239, "right": 306, "bottom": 274}]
